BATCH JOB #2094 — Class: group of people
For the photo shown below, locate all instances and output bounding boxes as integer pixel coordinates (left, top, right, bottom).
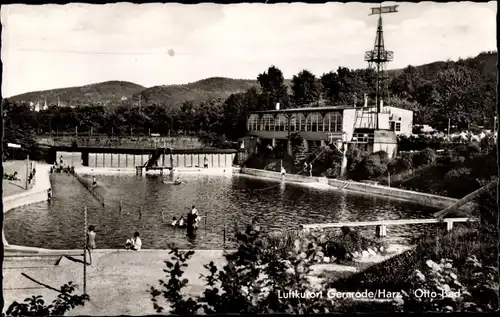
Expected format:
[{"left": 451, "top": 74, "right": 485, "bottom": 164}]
[
  {"left": 171, "top": 206, "right": 201, "bottom": 236},
  {"left": 84, "top": 226, "right": 142, "bottom": 265}
]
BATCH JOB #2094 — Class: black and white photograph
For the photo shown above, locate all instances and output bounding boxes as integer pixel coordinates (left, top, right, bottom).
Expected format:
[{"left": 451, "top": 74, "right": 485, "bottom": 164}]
[{"left": 1, "top": 1, "right": 498, "bottom": 315}]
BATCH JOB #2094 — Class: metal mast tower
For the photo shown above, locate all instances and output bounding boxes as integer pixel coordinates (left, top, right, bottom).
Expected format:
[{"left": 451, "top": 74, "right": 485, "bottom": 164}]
[{"left": 364, "top": 4, "right": 398, "bottom": 129}]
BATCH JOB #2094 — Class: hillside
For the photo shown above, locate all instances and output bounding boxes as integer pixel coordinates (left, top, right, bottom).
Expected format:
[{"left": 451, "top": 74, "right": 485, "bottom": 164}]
[
  {"left": 9, "top": 81, "right": 145, "bottom": 107},
  {"left": 388, "top": 51, "right": 497, "bottom": 79},
  {"left": 135, "top": 77, "right": 260, "bottom": 110},
  {"left": 7, "top": 51, "right": 495, "bottom": 110}
]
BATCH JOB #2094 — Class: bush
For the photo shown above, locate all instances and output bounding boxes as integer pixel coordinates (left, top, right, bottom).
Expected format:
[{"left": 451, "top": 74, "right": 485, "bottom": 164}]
[
  {"left": 5, "top": 282, "right": 89, "bottom": 316},
  {"left": 413, "top": 148, "right": 437, "bottom": 167},
  {"left": 346, "top": 147, "right": 367, "bottom": 173},
  {"left": 444, "top": 167, "right": 472, "bottom": 180},
  {"left": 150, "top": 224, "right": 337, "bottom": 314},
  {"left": 358, "top": 154, "right": 388, "bottom": 179}
]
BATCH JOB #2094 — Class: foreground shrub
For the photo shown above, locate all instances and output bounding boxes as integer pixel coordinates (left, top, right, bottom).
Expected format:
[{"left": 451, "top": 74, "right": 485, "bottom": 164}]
[
  {"left": 264, "top": 228, "right": 386, "bottom": 262},
  {"left": 444, "top": 167, "right": 472, "bottom": 180},
  {"left": 150, "top": 224, "right": 336, "bottom": 314},
  {"left": 5, "top": 282, "right": 89, "bottom": 316},
  {"left": 399, "top": 257, "right": 498, "bottom": 312}
]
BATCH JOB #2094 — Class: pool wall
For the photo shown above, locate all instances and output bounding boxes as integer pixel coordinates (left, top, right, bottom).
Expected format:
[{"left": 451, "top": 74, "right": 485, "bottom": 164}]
[
  {"left": 3, "top": 163, "right": 52, "bottom": 247},
  {"left": 238, "top": 167, "right": 474, "bottom": 211}
]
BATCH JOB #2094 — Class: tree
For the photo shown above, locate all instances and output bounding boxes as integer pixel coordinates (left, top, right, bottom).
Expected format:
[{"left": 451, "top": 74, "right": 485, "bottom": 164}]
[
  {"left": 320, "top": 71, "right": 341, "bottom": 103},
  {"left": 257, "top": 66, "right": 289, "bottom": 109},
  {"left": 389, "top": 65, "right": 424, "bottom": 102},
  {"left": 291, "top": 70, "right": 322, "bottom": 106},
  {"left": 433, "top": 64, "right": 483, "bottom": 130}
]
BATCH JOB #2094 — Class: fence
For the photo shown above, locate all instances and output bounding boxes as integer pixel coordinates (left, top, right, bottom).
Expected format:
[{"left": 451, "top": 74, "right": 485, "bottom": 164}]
[{"left": 74, "top": 173, "right": 106, "bottom": 206}]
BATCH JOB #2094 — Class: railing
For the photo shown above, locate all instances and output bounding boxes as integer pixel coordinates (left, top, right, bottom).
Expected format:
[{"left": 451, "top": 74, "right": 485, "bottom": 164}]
[
  {"left": 74, "top": 173, "right": 105, "bottom": 206},
  {"left": 301, "top": 217, "right": 477, "bottom": 233}
]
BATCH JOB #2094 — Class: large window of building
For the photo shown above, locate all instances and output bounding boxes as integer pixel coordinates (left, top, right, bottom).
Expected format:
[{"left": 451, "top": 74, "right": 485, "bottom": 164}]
[
  {"left": 261, "top": 114, "right": 275, "bottom": 131},
  {"left": 274, "top": 114, "right": 288, "bottom": 131},
  {"left": 289, "top": 115, "right": 297, "bottom": 132},
  {"left": 306, "top": 113, "right": 322, "bottom": 132},
  {"left": 290, "top": 113, "right": 306, "bottom": 132},
  {"left": 323, "top": 112, "right": 343, "bottom": 132},
  {"left": 247, "top": 114, "right": 259, "bottom": 131},
  {"left": 298, "top": 113, "right": 306, "bottom": 131}
]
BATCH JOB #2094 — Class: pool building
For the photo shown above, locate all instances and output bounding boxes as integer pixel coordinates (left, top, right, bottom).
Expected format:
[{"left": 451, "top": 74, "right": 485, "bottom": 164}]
[{"left": 242, "top": 101, "right": 413, "bottom": 160}]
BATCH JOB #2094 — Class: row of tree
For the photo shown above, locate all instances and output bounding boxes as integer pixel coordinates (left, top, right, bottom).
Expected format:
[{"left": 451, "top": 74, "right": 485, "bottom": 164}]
[{"left": 2, "top": 52, "right": 496, "bottom": 152}]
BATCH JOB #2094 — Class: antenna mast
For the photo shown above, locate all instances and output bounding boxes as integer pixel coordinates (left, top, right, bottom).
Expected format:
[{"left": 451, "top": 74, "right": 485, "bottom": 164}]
[{"left": 364, "top": 3, "right": 398, "bottom": 129}]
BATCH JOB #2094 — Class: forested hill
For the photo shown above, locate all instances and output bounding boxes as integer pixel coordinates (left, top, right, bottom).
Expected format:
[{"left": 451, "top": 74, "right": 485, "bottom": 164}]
[
  {"left": 7, "top": 51, "right": 496, "bottom": 114},
  {"left": 9, "top": 81, "right": 145, "bottom": 107}
]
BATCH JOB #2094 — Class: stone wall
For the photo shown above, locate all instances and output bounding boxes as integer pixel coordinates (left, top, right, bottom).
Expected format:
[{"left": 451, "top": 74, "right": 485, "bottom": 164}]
[{"left": 239, "top": 167, "right": 470, "bottom": 211}]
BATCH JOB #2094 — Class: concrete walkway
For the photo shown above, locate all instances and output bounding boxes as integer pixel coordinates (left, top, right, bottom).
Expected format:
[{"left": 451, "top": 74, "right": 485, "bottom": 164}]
[
  {"left": 2, "top": 160, "right": 31, "bottom": 197},
  {"left": 3, "top": 249, "right": 227, "bottom": 315}
]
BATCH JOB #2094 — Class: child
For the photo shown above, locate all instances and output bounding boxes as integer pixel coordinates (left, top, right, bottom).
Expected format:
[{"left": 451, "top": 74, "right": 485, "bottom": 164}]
[
  {"left": 171, "top": 217, "right": 178, "bottom": 226},
  {"left": 125, "top": 232, "right": 142, "bottom": 251},
  {"left": 178, "top": 216, "right": 185, "bottom": 227},
  {"left": 280, "top": 166, "right": 286, "bottom": 177},
  {"left": 86, "top": 226, "right": 96, "bottom": 265},
  {"left": 92, "top": 176, "right": 97, "bottom": 190},
  {"left": 203, "top": 156, "right": 208, "bottom": 168},
  {"left": 47, "top": 188, "right": 52, "bottom": 201}
]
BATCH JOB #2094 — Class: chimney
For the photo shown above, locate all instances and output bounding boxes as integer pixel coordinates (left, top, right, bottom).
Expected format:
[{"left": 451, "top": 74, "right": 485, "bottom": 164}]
[
  {"left": 275, "top": 102, "right": 280, "bottom": 110},
  {"left": 364, "top": 94, "right": 368, "bottom": 107}
]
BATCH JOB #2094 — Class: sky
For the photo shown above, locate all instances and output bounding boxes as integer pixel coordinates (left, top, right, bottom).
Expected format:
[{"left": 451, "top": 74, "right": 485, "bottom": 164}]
[{"left": 1, "top": 2, "right": 497, "bottom": 97}]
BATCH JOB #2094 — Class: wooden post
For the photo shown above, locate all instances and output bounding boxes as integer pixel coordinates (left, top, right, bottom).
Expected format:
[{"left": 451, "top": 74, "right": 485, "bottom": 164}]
[
  {"left": 223, "top": 224, "right": 226, "bottom": 248},
  {"left": 102, "top": 153, "right": 105, "bottom": 167},
  {"left": 83, "top": 206, "right": 87, "bottom": 295},
  {"left": 25, "top": 155, "right": 29, "bottom": 190},
  {"left": 126, "top": 154, "right": 128, "bottom": 167},
  {"left": 119, "top": 200, "right": 123, "bottom": 214},
  {"left": 388, "top": 172, "right": 391, "bottom": 187},
  {"left": 446, "top": 220, "right": 453, "bottom": 231},
  {"left": 118, "top": 154, "right": 120, "bottom": 167},
  {"left": 139, "top": 206, "right": 142, "bottom": 219},
  {"left": 205, "top": 211, "right": 207, "bottom": 233}
]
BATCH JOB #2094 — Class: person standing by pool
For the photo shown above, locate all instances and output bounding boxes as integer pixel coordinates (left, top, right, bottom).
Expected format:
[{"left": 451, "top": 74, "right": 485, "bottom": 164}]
[
  {"left": 203, "top": 156, "right": 209, "bottom": 168},
  {"left": 186, "top": 206, "right": 200, "bottom": 236},
  {"left": 308, "top": 163, "right": 313, "bottom": 177},
  {"left": 47, "top": 188, "right": 52, "bottom": 201},
  {"left": 280, "top": 166, "right": 286, "bottom": 177},
  {"left": 86, "top": 225, "right": 96, "bottom": 265}
]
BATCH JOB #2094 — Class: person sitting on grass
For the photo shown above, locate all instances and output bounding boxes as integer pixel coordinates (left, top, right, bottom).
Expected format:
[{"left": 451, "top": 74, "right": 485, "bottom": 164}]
[
  {"left": 171, "top": 217, "right": 178, "bottom": 227},
  {"left": 125, "top": 232, "right": 142, "bottom": 251}
]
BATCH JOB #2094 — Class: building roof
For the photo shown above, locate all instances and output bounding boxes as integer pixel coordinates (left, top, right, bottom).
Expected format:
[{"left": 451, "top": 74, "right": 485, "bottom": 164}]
[{"left": 251, "top": 105, "right": 355, "bottom": 114}]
